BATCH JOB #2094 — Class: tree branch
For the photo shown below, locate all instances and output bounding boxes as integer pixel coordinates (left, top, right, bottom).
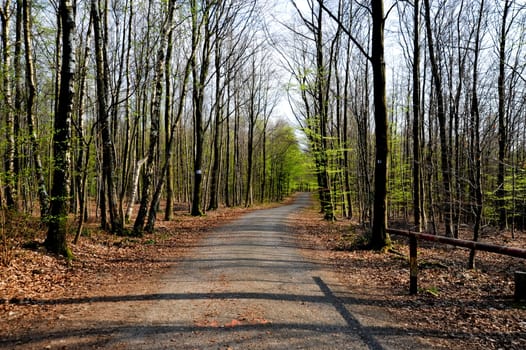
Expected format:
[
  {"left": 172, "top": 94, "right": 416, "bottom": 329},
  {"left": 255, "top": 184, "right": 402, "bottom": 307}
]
[{"left": 315, "top": 0, "right": 371, "bottom": 61}]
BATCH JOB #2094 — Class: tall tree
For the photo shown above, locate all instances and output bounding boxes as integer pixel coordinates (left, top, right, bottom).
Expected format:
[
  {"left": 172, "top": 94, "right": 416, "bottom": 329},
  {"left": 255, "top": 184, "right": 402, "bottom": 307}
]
[
  {"left": 45, "top": 0, "right": 75, "bottom": 258},
  {"left": 92, "top": 0, "right": 123, "bottom": 234},
  {"left": 496, "top": 0, "right": 512, "bottom": 229},
  {"left": 369, "top": 0, "right": 391, "bottom": 249},
  {"left": 291, "top": 0, "right": 335, "bottom": 220},
  {"left": 23, "top": 0, "right": 49, "bottom": 218},
  {"left": 468, "top": 0, "right": 485, "bottom": 269},
  {"left": 207, "top": 25, "right": 224, "bottom": 211},
  {"left": 0, "top": 0, "right": 16, "bottom": 209},
  {"left": 341, "top": 1, "right": 354, "bottom": 219},
  {"left": 423, "top": 0, "right": 454, "bottom": 237},
  {"left": 12, "top": 0, "right": 22, "bottom": 211},
  {"left": 314, "top": 0, "right": 390, "bottom": 247},
  {"left": 245, "top": 52, "right": 259, "bottom": 207},
  {"left": 314, "top": 0, "right": 334, "bottom": 220},
  {"left": 133, "top": 0, "right": 176, "bottom": 235},
  {"left": 146, "top": 3, "right": 195, "bottom": 233},
  {"left": 190, "top": 0, "right": 213, "bottom": 216},
  {"left": 411, "top": 0, "right": 422, "bottom": 232}
]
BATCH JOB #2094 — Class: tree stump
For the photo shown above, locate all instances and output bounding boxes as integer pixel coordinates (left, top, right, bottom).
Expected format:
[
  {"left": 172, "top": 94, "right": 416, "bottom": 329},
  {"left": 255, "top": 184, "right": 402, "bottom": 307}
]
[{"left": 515, "top": 271, "right": 526, "bottom": 301}]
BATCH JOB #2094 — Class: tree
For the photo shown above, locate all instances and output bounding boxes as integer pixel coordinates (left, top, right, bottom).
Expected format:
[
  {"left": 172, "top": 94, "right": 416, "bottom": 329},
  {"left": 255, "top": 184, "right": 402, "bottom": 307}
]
[
  {"left": 423, "top": 0, "right": 454, "bottom": 237},
  {"left": 91, "top": 0, "right": 123, "bottom": 234},
  {"left": 133, "top": 0, "right": 176, "bottom": 236},
  {"left": 369, "top": 0, "right": 391, "bottom": 249},
  {"left": 496, "top": 0, "right": 512, "bottom": 229},
  {"left": 190, "top": 0, "right": 213, "bottom": 216},
  {"left": 317, "top": 0, "right": 391, "bottom": 248},
  {"left": 411, "top": 0, "right": 422, "bottom": 232},
  {"left": 44, "top": 0, "right": 75, "bottom": 258},
  {"left": 290, "top": 0, "right": 335, "bottom": 220},
  {"left": 23, "top": 0, "right": 49, "bottom": 218},
  {"left": 468, "top": 0, "right": 485, "bottom": 269},
  {"left": 207, "top": 0, "right": 256, "bottom": 210},
  {"left": 0, "top": 0, "right": 16, "bottom": 210}
]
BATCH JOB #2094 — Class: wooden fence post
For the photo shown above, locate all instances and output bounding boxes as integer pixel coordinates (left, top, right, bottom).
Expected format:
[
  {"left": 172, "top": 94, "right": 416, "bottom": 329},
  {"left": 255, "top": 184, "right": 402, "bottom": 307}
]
[
  {"left": 515, "top": 271, "right": 526, "bottom": 301},
  {"left": 409, "top": 235, "right": 418, "bottom": 295}
]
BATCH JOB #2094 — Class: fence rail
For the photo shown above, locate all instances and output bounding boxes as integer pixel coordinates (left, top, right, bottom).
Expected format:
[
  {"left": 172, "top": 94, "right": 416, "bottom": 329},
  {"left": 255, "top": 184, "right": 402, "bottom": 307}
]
[{"left": 387, "top": 228, "right": 526, "bottom": 297}]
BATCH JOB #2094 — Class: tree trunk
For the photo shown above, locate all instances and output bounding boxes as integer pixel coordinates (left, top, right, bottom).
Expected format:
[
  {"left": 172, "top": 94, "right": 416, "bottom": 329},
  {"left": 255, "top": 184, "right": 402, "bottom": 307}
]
[
  {"left": 134, "top": 0, "right": 176, "bottom": 235},
  {"left": 12, "top": 0, "right": 22, "bottom": 211},
  {"left": 370, "top": 0, "right": 391, "bottom": 250},
  {"left": 191, "top": 0, "right": 212, "bottom": 216},
  {"left": 45, "top": 0, "right": 75, "bottom": 258},
  {"left": 124, "top": 157, "right": 147, "bottom": 222},
  {"left": 92, "top": 0, "right": 123, "bottom": 234},
  {"left": 118, "top": 0, "right": 134, "bottom": 225},
  {"left": 163, "top": 24, "right": 174, "bottom": 221},
  {"left": 146, "top": 57, "right": 193, "bottom": 233},
  {"left": 1, "top": 0, "right": 16, "bottom": 210},
  {"left": 412, "top": 0, "right": 422, "bottom": 232},
  {"left": 72, "top": 18, "right": 93, "bottom": 244},
  {"left": 497, "top": 0, "right": 511, "bottom": 229},
  {"left": 342, "top": 23, "right": 353, "bottom": 219},
  {"left": 468, "top": 0, "right": 485, "bottom": 270},
  {"left": 224, "top": 71, "right": 232, "bottom": 207},
  {"left": 245, "top": 55, "right": 257, "bottom": 208},
  {"left": 22, "top": 0, "right": 49, "bottom": 218},
  {"left": 423, "top": 0, "right": 453, "bottom": 237},
  {"left": 316, "top": 1, "right": 334, "bottom": 221},
  {"left": 208, "top": 30, "right": 223, "bottom": 211}
]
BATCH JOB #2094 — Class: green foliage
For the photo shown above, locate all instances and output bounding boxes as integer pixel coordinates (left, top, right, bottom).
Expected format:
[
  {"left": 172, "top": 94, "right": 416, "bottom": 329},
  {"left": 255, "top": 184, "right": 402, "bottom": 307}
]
[
  {"left": 267, "top": 122, "right": 315, "bottom": 198},
  {"left": 485, "top": 164, "right": 526, "bottom": 226},
  {"left": 421, "top": 286, "right": 440, "bottom": 297},
  {"left": 388, "top": 132, "right": 412, "bottom": 216}
]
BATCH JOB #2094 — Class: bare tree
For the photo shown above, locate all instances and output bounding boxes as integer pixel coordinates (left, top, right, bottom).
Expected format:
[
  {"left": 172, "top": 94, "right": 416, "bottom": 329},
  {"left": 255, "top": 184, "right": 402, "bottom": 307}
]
[
  {"left": 0, "top": 0, "right": 16, "bottom": 209},
  {"left": 423, "top": 0, "right": 454, "bottom": 237},
  {"left": 468, "top": 0, "right": 485, "bottom": 269},
  {"left": 45, "top": 0, "right": 75, "bottom": 258},
  {"left": 190, "top": 0, "right": 214, "bottom": 216},
  {"left": 133, "top": 0, "right": 176, "bottom": 236},
  {"left": 22, "top": 0, "right": 49, "bottom": 218},
  {"left": 411, "top": 0, "right": 422, "bottom": 232},
  {"left": 496, "top": 0, "right": 512, "bottom": 229},
  {"left": 91, "top": 0, "right": 123, "bottom": 234},
  {"left": 369, "top": 0, "right": 391, "bottom": 249}
]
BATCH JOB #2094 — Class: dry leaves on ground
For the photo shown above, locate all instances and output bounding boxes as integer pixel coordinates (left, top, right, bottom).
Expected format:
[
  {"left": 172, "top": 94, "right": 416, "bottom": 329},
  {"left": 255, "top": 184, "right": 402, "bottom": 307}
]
[
  {"left": 0, "top": 205, "right": 257, "bottom": 340},
  {"left": 288, "top": 206, "right": 526, "bottom": 350},
  {"left": 2, "top": 198, "right": 525, "bottom": 350}
]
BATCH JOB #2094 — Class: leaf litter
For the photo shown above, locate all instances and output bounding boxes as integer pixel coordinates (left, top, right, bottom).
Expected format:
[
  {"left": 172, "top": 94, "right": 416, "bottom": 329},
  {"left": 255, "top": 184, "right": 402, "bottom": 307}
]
[
  {"left": 2, "top": 199, "right": 525, "bottom": 349},
  {"left": 288, "top": 206, "right": 526, "bottom": 350}
]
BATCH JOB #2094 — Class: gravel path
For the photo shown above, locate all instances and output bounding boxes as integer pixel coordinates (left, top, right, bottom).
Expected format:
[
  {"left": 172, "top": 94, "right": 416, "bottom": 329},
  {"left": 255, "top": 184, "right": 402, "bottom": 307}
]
[
  {"left": 7, "top": 193, "right": 429, "bottom": 349},
  {"left": 111, "top": 193, "right": 374, "bottom": 349}
]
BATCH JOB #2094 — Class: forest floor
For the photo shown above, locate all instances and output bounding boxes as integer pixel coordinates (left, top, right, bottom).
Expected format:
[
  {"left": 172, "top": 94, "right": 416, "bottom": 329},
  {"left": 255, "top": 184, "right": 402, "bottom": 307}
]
[{"left": 0, "top": 194, "right": 525, "bottom": 349}]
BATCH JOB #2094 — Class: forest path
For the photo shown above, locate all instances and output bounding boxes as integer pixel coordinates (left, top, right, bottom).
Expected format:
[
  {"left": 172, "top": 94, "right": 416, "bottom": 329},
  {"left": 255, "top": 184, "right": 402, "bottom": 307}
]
[{"left": 6, "top": 193, "right": 427, "bottom": 349}]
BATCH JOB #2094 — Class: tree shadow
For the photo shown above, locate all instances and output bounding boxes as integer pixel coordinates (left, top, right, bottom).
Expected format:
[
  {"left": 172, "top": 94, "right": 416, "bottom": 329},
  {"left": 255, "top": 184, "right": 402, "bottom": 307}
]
[{"left": 3, "top": 276, "right": 512, "bottom": 349}]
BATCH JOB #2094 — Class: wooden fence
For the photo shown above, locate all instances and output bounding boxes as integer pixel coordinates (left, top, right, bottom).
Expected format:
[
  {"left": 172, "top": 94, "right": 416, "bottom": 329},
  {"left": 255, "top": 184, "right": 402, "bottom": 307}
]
[{"left": 387, "top": 228, "right": 526, "bottom": 300}]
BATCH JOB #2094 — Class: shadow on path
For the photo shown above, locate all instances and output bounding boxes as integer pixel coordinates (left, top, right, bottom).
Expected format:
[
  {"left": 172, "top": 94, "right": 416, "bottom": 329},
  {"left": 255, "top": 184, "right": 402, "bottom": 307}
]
[
  {"left": 1, "top": 194, "right": 469, "bottom": 349},
  {"left": 2, "top": 275, "right": 494, "bottom": 349}
]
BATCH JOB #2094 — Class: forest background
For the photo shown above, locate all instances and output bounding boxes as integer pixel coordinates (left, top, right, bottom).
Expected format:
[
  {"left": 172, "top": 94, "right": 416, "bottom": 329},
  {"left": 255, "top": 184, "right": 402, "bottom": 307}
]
[{"left": 0, "top": 0, "right": 526, "bottom": 259}]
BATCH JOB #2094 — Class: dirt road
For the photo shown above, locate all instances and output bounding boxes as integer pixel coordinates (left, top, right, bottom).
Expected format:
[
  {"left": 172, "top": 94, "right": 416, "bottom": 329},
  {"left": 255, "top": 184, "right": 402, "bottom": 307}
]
[{"left": 4, "top": 193, "right": 429, "bottom": 349}]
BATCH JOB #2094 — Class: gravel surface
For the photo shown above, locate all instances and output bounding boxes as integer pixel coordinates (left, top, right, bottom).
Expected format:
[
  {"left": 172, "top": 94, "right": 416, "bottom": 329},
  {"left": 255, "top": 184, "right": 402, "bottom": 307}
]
[{"left": 5, "top": 193, "right": 431, "bottom": 349}]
